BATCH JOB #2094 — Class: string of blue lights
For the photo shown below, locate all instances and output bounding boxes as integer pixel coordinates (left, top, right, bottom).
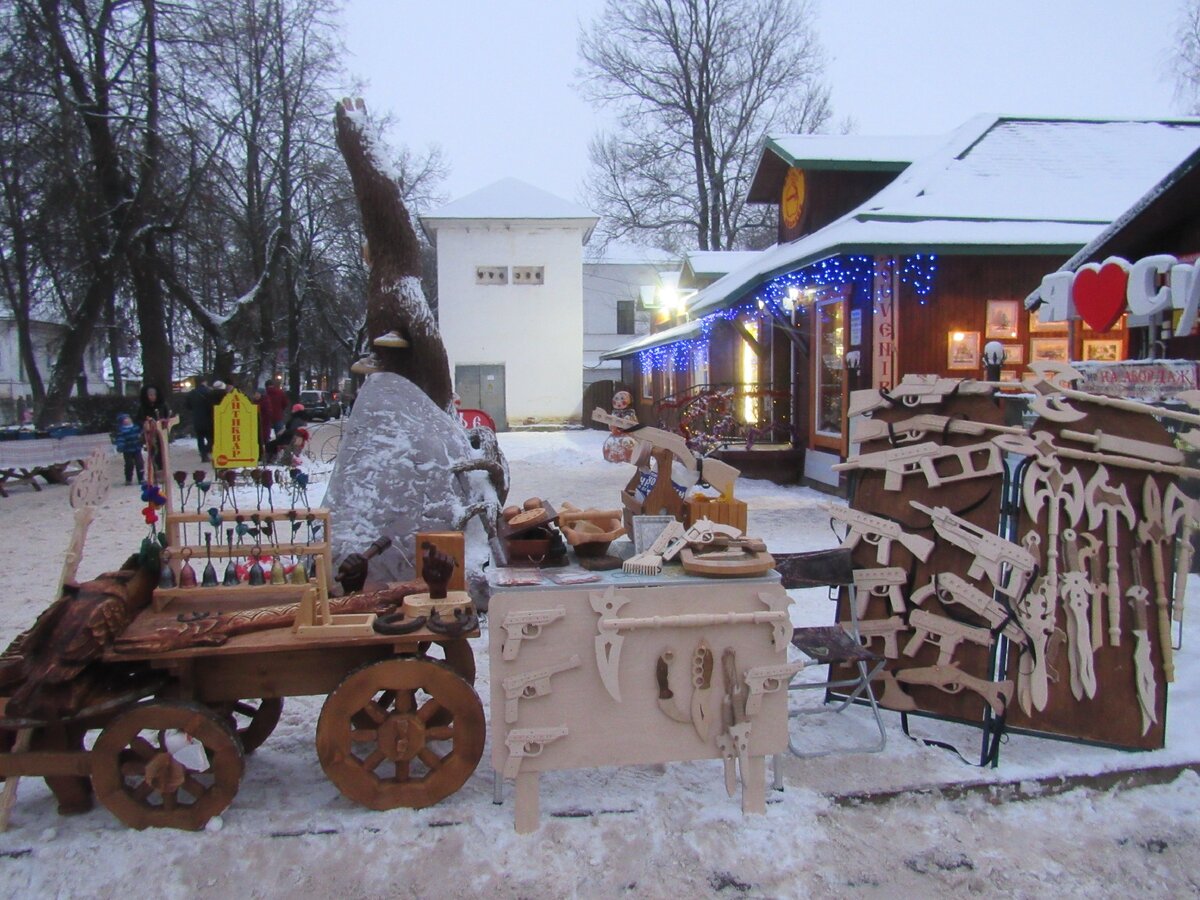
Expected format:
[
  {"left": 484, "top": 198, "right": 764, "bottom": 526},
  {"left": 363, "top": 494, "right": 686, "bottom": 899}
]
[{"left": 637, "top": 253, "right": 938, "bottom": 374}]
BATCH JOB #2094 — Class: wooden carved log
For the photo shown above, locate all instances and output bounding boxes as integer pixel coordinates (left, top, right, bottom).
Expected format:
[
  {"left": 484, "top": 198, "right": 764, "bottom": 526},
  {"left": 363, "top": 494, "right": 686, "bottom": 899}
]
[
  {"left": 334, "top": 98, "right": 453, "bottom": 411},
  {"left": 113, "top": 580, "right": 427, "bottom": 655}
]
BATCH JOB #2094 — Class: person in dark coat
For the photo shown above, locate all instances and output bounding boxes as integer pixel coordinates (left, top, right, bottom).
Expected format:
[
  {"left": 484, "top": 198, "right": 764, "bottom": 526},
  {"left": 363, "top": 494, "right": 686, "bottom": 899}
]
[
  {"left": 136, "top": 384, "right": 170, "bottom": 476},
  {"left": 185, "top": 378, "right": 213, "bottom": 462}
]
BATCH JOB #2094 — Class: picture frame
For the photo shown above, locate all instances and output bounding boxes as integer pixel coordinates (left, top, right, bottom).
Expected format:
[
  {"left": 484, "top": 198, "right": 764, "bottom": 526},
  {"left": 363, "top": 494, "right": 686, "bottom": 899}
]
[
  {"left": 631, "top": 515, "right": 677, "bottom": 555},
  {"left": 1030, "top": 338, "right": 1070, "bottom": 363},
  {"left": 1083, "top": 339, "right": 1123, "bottom": 362},
  {"left": 1029, "top": 307, "right": 1064, "bottom": 333},
  {"left": 1001, "top": 343, "right": 1024, "bottom": 366},
  {"left": 947, "top": 330, "right": 981, "bottom": 370},
  {"left": 985, "top": 300, "right": 1019, "bottom": 340}
]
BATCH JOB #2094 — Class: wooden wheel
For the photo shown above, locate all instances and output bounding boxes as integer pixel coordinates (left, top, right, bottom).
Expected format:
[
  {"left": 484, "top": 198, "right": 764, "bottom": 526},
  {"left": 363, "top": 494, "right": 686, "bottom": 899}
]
[
  {"left": 316, "top": 658, "right": 484, "bottom": 810},
  {"left": 91, "top": 700, "right": 243, "bottom": 831},
  {"left": 215, "top": 698, "right": 283, "bottom": 754},
  {"left": 417, "top": 638, "right": 476, "bottom": 686}
]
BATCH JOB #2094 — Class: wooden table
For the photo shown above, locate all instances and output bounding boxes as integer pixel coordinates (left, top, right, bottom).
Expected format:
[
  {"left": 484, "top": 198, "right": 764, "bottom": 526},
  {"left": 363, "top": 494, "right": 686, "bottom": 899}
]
[{"left": 488, "top": 545, "right": 792, "bottom": 833}]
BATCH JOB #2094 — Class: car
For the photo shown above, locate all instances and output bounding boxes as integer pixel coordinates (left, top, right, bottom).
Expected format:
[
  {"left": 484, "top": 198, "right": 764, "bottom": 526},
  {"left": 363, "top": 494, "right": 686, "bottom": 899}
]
[{"left": 298, "top": 389, "right": 341, "bottom": 421}]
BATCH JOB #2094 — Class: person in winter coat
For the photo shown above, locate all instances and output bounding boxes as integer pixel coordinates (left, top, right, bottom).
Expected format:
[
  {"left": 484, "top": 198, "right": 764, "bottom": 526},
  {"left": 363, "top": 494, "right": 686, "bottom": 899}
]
[
  {"left": 114, "top": 413, "right": 145, "bottom": 485},
  {"left": 137, "top": 384, "right": 170, "bottom": 476},
  {"left": 264, "top": 403, "right": 311, "bottom": 465},
  {"left": 185, "top": 378, "right": 213, "bottom": 461},
  {"left": 264, "top": 379, "right": 289, "bottom": 437}
]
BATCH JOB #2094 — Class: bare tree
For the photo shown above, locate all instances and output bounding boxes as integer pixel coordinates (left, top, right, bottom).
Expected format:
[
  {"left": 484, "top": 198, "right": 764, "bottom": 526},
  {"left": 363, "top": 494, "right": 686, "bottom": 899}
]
[
  {"left": 1175, "top": 1, "right": 1200, "bottom": 113},
  {"left": 579, "top": 0, "right": 831, "bottom": 251}
]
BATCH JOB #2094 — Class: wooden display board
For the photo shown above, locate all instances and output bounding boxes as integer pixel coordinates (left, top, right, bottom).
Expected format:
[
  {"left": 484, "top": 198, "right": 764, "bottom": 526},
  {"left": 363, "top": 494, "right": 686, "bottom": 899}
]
[{"left": 835, "top": 373, "right": 1182, "bottom": 752}]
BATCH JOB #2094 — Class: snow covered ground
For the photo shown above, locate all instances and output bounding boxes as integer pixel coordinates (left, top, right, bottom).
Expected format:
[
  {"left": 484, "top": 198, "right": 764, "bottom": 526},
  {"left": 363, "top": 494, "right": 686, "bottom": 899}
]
[{"left": 0, "top": 429, "right": 1196, "bottom": 897}]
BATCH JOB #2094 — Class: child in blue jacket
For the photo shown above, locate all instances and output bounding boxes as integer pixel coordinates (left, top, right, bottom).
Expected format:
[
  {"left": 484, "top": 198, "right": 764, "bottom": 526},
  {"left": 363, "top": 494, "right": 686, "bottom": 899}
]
[{"left": 114, "top": 413, "right": 145, "bottom": 485}]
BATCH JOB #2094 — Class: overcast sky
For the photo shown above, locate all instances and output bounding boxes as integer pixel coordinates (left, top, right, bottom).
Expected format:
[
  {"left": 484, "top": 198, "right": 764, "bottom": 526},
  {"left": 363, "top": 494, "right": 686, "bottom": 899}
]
[{"left": 340, "top": 0, "right": 1190, "bottom": 208}]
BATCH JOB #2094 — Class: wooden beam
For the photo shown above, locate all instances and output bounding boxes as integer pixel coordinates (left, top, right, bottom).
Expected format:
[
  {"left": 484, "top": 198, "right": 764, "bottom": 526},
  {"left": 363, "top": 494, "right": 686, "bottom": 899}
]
[{"left": 730, "top": 320, "right": 768, "bottom": 358}]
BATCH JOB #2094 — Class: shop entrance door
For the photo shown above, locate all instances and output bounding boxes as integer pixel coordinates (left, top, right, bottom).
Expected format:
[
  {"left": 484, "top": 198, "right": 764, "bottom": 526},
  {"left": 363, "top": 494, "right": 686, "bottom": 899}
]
[{"left": 455, "top": 364, "right": 507, "bottom": 431}]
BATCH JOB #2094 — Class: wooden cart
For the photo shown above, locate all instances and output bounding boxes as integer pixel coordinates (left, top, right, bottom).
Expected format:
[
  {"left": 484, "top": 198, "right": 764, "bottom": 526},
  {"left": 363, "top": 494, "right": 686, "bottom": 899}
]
[{"left": 0, "top": 596, "right": 482, "bottom": 831}]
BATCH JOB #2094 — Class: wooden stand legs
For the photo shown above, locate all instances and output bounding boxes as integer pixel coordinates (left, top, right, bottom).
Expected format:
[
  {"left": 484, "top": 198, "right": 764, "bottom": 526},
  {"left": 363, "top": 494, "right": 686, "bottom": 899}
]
[{"left": 498, "top": 755, "right": 770, "bottom": 832}]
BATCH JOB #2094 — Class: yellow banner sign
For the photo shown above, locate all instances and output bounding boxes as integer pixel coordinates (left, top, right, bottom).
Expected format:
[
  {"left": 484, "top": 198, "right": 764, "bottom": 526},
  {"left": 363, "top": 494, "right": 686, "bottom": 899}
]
[{"left": 212, "top": 388, "right": 260, "bottom": 468}]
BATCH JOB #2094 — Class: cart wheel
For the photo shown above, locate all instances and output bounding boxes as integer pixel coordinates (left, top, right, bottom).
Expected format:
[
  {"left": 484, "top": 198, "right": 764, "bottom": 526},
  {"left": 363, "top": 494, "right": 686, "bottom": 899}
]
[
  {"left": 91, "top": 700, "right": 244, "bottom": 831},
  {"left": 316, "top": 658, "right": 484, "bottom": 810},
  {"left": 413, "top": 638, "right": 476, "bottom": 686},
  {"left": 215, "top": 698, "right": 283, "bottom": 754}
]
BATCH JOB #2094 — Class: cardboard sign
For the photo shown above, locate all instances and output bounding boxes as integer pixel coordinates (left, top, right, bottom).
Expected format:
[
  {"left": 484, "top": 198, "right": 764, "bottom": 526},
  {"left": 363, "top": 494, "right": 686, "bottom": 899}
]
[
  {"left": 1073, "top": 359, "right": 1199, "bottom": 402},
  {"left": 212, "top": 388, "right": 260, "bottom": 468}
]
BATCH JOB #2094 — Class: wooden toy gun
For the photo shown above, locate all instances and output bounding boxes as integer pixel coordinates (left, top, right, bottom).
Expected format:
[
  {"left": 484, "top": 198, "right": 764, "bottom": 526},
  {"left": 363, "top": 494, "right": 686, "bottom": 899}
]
[
  {"left": 503, "top": 726, "right": 569, "bottom": 778},
  {"left": 853, "top": 615, "right": 906, "bottom": 659},
  {"left": 902, "top": 608, "right": 994, "bottom": 665},
  {"left": 500, "top": 607, "right": 566, "bottom": 661},
  {"left": 501, "top": 655, "right": 582, "bottom": 723},
  {"left": 851, "top": 413, "right": 1025, "bottom": 446},
  {"left": 823, "top": 504, "right": 935, "bottom": 566},
  {"left": 832, "top": 440, "right": 1002, "bottom": 491},
  {"left": 895, "top": 664, "right": 1013, "bottom": 716},
  {"left": 852, "top": 567, "right": 909, "bottom": 618},
  {"left": 911, "top": 572, "right": 1027, "bottom": 645},
  {"left": 910, "top": 501, "right": 1036, "bottom": 600},
  {"left": 742, "top": 661, "right": 804, "bottom": 716},
  {"left": 848, "top": 375, "right": 994, "bottom": 416}
]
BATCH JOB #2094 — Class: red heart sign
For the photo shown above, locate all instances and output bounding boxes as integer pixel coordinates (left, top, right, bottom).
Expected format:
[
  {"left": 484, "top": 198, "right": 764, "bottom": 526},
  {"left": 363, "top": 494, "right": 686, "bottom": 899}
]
[{"left": 1072, "top": 261, "right": 1128, "bottom": 332}]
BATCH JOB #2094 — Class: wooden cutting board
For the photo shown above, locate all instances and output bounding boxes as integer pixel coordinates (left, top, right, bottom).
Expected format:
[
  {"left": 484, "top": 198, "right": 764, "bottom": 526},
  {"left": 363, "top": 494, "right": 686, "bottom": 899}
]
[{"left": 680, "top": 547, "right": 775, "bottom": 578}]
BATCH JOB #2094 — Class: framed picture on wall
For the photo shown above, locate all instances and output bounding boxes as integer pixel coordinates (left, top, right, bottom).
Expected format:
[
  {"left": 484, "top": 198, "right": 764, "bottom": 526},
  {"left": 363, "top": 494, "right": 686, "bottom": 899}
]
[
  {"left": 985, "top": 300, "right": 1019, "bottom": 340},
  {"left": 1083, "top": 339, "right": 1123, "bottom": 362},
  {"left": 947, "top": 331, "right": 981, "bottom": 370},
  {"left": 1001, "top": 344, "right": 1024, "bottom": 365},
  {"left": 1030, "top": 338, "right": 1069, "bottom": 363},
  {"left": 1029, "top": 307, "right": 1065, "bottom": 333}
]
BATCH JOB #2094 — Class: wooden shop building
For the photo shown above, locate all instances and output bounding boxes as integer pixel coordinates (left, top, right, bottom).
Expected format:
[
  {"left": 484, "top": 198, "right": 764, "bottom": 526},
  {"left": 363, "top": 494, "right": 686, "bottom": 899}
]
[{"left": 603, "top": 116, "right": 1200, "bottom": 488}]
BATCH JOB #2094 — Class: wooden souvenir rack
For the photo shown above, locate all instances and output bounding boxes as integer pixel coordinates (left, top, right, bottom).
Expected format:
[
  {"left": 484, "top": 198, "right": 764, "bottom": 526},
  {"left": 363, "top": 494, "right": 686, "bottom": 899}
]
[{"left": 150, "top": 418, "right": 335, "bottom": 611}]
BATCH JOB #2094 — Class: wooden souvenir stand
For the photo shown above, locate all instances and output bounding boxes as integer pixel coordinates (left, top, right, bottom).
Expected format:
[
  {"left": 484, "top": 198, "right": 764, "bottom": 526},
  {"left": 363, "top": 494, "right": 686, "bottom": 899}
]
[{"left": 488, "top": 555, "right": 792, "bottom": 833}]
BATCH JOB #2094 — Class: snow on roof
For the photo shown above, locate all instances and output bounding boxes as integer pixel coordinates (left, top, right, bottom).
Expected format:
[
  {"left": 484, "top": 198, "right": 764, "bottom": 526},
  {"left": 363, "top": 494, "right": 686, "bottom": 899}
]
[
  {"left": 682, "top": 250, "right": 763, "bottom": 278},
  {"left": 764, "top": 133, "right": 943, "bottom": 171},
  {"left": 865, "top": 117, "right": 1200, "bottom": 224},
  {"left": 606, "top": 115, "right": 1200, "bottom": 359},
  {"left": 585, "top": 241, "right": 679, "bottom": 266},
  {"left": 422, "top": 177, "right": 597, "bottom": 223}
]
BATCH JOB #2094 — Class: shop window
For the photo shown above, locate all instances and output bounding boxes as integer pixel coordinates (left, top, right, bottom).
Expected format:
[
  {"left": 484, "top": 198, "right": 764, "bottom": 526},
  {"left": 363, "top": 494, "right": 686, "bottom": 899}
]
[
  {"left": 814, "top": 294, "right": 846, "bottom": 439},
  {"left": 475, "top": 266, "right": 508, "bottom": 285},
  {"left": 617, "top": 300, "right": 635, "bottom": 335}
]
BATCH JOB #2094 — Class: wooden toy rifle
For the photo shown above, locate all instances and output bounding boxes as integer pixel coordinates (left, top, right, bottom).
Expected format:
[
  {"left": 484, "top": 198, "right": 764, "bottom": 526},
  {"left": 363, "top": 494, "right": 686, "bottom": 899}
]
[
  {"left": 822, "top": 504, "right": 935, "bottom": 566},
  {"left": 848, "top": 375, "right": 996, "bottom": 417},
  {"left": 895, "top": 664, "right": 1013, "bottom": 716},
  {"left": 851, "top": 413, "right": 1025, "bottom": 446},
  {"left": 833, "top": 440, "right": 1003, "bottom": 491},
  {"left": 910, "top": 501, "right": 1036, "bottom": 600},
  {"left": 903, "top": 609, "right": 994, "bottom": 666},
  {"left": 911, "top": 572, "right": 1027, "bottom": 645}
]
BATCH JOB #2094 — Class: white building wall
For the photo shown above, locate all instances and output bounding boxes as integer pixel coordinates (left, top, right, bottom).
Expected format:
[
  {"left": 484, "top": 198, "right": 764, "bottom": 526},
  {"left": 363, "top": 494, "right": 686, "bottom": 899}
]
[{"left": 436, "top": 224, "right": 585, "bottom": 423}]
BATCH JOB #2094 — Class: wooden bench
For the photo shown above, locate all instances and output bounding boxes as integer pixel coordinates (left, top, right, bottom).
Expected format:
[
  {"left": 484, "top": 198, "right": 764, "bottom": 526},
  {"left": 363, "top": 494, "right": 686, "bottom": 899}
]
[{"left": 0, "top": 434, "right": 114, "bottom": 497}]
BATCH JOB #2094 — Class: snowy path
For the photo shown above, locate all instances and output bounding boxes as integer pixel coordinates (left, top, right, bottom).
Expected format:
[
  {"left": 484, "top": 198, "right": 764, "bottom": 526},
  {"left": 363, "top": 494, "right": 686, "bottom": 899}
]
[{"left": 0, "top": 429, "right": 1196, "bottom": 897}]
